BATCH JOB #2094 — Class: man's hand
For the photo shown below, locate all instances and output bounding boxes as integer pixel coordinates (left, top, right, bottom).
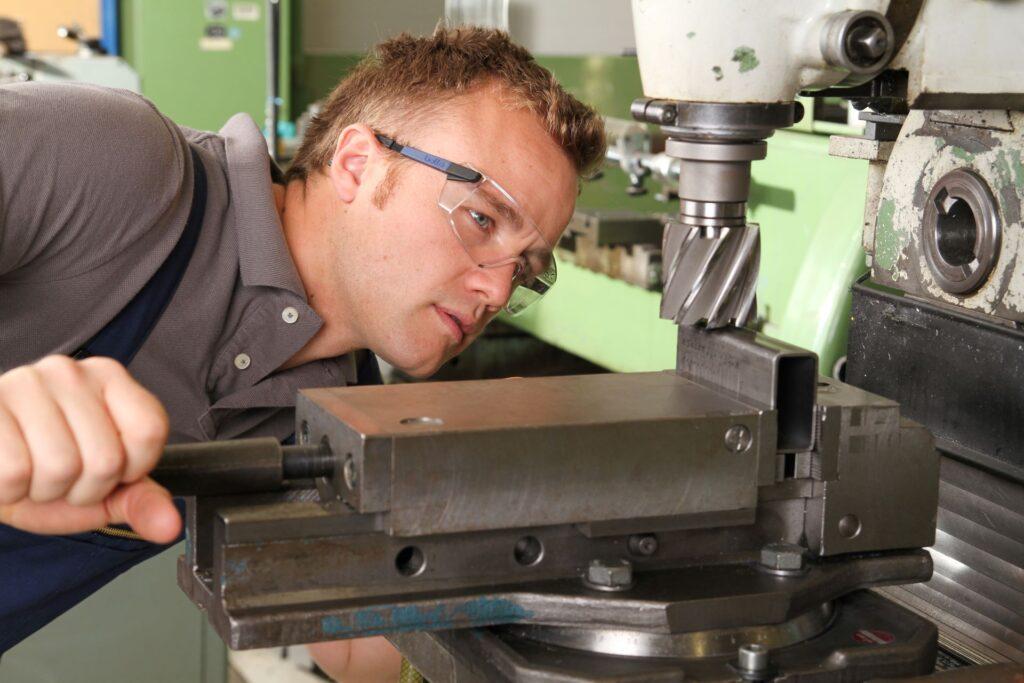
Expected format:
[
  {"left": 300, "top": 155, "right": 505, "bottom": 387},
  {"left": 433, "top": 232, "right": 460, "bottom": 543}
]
[
  {"left": 308, "top": 637, "right": 403, "bottom": 683},
  {"left": 0, "top": 355, "right": 180, "bottom": 543}
]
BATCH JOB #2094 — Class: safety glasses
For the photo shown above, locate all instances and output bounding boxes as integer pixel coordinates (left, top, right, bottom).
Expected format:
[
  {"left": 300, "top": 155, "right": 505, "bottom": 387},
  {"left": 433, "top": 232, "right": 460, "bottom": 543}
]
[{"left": 376, "top": 133, "right": 557, "bottom": 315}]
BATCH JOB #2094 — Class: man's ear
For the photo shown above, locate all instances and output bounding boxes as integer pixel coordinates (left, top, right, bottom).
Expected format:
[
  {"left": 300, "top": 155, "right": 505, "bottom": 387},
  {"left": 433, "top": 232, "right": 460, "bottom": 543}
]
[{"left": 327, "top": 124, "right": 379, "bottom": 203}]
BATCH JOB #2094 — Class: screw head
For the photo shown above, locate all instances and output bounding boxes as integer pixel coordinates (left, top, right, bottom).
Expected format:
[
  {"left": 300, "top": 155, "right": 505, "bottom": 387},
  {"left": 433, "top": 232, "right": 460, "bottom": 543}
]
[
  {"left": 342, "top": 454, "right": 358, "bottom": 490},
  {"left": 628, "top": 534, "right": 659, "bottom": 557},
  {"left": 737, "top": 643, "right": 770, "bottom": 672},
  {"left": 724, "top": 425, "right": 753, "bottom": 453},
  {"left": 760, "top": 542, "right": 805, "bottom": 571},
  {"left": 585, "top": 558, "right": 634, "bottom": 591}
]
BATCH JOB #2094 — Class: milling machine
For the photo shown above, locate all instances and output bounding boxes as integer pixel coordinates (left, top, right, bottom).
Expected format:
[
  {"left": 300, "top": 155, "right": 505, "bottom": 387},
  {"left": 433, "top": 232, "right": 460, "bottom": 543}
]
[{"left": 163, "top": 2, "right": 1023, "bottom": 680}]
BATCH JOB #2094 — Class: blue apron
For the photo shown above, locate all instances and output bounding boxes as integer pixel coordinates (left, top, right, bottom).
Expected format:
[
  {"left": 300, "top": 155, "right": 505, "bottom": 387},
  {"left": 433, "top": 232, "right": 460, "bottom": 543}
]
[{"left": 0, "top": 148, "right": 381, "bottom": 652}]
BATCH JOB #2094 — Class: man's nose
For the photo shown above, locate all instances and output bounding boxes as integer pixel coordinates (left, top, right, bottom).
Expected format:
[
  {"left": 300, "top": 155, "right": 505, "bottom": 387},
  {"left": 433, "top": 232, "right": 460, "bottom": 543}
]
[{"left": 468, "top": 263, "right": 516, "bottom": 310}]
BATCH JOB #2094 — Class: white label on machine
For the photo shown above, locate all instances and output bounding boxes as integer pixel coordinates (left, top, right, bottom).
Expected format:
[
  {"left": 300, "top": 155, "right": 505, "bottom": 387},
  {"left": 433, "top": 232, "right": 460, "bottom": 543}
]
[
  {"left": 199, "top": 37, "right": 234, "bottom": 51},
  {"left": 232, "top": 2, "right": 262, "bottom": 21}
]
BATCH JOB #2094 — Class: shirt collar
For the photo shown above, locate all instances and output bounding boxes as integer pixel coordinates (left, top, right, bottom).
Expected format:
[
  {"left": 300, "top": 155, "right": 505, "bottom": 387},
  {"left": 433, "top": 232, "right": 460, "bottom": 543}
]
[{"left": 220, "top": 113, "right": 306, "bottom": 297}]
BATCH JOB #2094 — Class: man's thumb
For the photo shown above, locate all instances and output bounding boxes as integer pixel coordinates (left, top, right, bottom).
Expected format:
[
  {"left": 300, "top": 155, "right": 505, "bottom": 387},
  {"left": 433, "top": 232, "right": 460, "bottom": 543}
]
[{"left": 106, "top": 478, "right": 181, "bottom": 544}]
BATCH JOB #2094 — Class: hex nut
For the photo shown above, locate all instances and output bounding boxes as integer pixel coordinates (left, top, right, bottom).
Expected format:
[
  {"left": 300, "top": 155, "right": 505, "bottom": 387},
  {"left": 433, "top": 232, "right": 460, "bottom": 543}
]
[
  {"left": 760, "top": 542, "right": 805, "bottom": 571},
  {"left": 586, "top": 558, "right": 634, "bottom": 589}
]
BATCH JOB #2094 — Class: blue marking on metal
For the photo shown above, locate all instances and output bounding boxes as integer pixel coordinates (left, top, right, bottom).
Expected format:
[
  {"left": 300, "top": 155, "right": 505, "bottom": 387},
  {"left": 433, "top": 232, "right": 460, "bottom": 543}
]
[
  {"left": 320, "top": 598, "right": 532, "bottom": 637},
  {"left": 226, "top": 559, "right": 249, "bottom": 577}
]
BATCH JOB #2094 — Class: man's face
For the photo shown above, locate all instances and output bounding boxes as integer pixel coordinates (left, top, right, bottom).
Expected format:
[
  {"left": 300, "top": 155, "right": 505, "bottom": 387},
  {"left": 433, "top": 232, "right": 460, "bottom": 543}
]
[{"left": 329, "top": 93, "right": 578, "bottom": 377}]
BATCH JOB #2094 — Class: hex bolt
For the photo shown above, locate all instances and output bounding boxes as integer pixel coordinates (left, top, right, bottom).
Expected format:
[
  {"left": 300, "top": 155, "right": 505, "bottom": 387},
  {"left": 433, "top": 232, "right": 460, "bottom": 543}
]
[
  {"left": 584, "top": 558, "right": 634, "bottom": 591},
  {"left": 724, "top": 424, "right": 753, "bottom": 453},
  {"left": 848, "top": 23, "right": 888, "bottom": 62},
  {"left": 628, "top": 533, "right": 659, "bottom": 557},
  {"left": 760, "top": 542, "right": 805, "bottom": 571},
  {"left": 737, "top": 643, "right": 770, "bottom": 672}
]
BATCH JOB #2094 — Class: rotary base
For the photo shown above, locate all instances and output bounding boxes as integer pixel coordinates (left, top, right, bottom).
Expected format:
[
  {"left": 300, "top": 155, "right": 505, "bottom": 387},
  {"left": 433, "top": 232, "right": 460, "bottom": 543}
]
[{"left": 390, "top": 590, "right": 937, "bottom": 683}]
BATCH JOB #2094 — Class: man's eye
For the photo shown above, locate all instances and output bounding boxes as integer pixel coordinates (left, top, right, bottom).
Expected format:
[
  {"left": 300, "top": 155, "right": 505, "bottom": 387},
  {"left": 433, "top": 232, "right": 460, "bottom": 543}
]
[{"left": 467, "top": 209, "right": 492, "bottom": 231}]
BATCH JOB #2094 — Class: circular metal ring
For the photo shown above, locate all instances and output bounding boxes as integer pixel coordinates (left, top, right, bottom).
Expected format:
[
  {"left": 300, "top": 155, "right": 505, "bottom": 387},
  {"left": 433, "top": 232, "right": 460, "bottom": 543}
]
[
  {"left": 680, "top": 200, "right": 747, "bottom": 220},
  {"left": 665, "top": 140, "right": 767, "bottom": 162},
  {"left": 820, "top": 10, "right": 895, "bottom": 75},
  {"left": 660, "top": 102, "right": 798, "bottom": 142},
  {"left": 922, "top": 168, "right": 1001, "bottom": 295},
  {"left": 503, "top": 602, "right": 835, "bottom": 660}
]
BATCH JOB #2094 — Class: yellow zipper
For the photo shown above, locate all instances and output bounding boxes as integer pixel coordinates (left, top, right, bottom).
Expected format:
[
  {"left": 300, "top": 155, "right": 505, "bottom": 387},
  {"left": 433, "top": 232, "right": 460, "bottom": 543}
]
[{"left": 95, "top": 525, "right": 146, "bottom": 541}]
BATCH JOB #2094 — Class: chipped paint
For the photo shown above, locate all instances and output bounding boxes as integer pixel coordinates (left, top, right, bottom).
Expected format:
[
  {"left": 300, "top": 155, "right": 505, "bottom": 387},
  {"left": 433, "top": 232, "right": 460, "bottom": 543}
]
[
  {"left": 877, "top": 110, "right": 1024, "bottom": 320},
  {"left": 320, "top": 598, "right": 533, "bottom": 638},
  {"left": 731, "top": 46, "right": 759, "bottom": 73},
  {"left": 950, "top": 146, "right": 975, "bottom": 163},
  {"left": 712, "top": 66, "right": 723, "bottom": 81}
]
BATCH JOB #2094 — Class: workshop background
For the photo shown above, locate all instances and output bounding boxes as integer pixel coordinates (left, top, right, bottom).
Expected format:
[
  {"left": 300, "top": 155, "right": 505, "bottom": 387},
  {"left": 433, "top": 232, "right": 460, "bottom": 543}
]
[{"left": 0, "top": 1, "right": 869, "bottom": 681}]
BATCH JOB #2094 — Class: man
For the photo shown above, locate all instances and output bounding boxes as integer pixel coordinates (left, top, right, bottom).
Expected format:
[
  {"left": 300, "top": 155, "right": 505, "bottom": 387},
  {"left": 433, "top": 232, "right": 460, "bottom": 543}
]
[{"left": 0, "top": 26, "right": 604, "bottom": 681}]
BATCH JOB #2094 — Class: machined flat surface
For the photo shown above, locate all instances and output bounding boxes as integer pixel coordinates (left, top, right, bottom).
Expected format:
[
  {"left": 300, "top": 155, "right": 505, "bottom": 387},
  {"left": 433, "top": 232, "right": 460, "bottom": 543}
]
[
  {"left": 299, "top": 372, "right": 770, "bottom": 536},
  {"left": 301, "top": 371, "right": 757, "bottom": 436}
]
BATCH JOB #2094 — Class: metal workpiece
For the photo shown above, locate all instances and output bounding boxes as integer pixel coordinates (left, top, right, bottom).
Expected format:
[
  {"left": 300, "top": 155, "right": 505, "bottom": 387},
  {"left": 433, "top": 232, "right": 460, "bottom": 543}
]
[
  {"left": 868, "top": 110, "right": 1024, "bottom": 323},
  {"left": 391, "top": 590, "right": 938, "bottom": 682},
  {"left": 299, "top": 372, "right": 771, "bottom": 537},
  {"left": 676, "top": 326, "right": 817, "bottom": 456}
]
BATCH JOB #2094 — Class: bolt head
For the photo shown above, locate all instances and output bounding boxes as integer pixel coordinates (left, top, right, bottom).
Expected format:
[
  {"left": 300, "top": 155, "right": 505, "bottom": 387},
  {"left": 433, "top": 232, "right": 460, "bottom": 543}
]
[
  {"left": 342, "top": 455, "right": 358, "bottom": 490},
  {"left": 738, "top": 643, "right": 770, "bottom": 672},
  {"left": 760, "top": 542, "right": 805, "bottom": 571},
  {"left": 849, "top": 24, "right": 888, "bottom": 61},
  {"left": 586, "top": 558, "right": 633, "bottom": 588},
  {"left": 724, "top": 425, "right": 753, "bottom": 453},
  {"left": 629, "top": 534, "right": 659, "bottom": 557}
]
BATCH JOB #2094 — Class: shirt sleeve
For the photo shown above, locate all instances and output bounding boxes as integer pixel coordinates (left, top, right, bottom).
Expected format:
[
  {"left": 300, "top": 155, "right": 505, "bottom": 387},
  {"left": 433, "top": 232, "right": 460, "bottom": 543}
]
[{"left": 0, "top": 82, "right": 189, "bottom": 279}]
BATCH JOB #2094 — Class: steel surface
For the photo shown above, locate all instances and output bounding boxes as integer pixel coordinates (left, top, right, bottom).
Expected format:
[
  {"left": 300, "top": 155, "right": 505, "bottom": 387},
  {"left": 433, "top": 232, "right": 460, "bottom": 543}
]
[{"left": 300, "top": 372, "right": 770, "bottom": 536}]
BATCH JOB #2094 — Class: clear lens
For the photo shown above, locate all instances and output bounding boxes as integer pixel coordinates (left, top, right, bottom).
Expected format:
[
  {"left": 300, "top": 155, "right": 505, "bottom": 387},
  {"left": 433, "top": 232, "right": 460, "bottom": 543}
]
[
  {"left": 438, "top": 170, "right": 558, "bottom": 314},
  {"left": 505, "top": 256, "right": 557, "bottom": 316}
]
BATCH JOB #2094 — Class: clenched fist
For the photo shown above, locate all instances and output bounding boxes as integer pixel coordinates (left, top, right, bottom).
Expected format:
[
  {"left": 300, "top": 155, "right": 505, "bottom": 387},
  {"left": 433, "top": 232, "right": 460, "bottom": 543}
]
[{"left": 0, "top": 355, "right": 180, "bottom": 543}]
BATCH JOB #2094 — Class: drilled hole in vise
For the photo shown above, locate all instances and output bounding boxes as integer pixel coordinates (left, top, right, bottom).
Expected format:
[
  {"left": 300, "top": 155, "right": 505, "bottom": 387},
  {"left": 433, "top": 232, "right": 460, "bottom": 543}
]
[
  {"left": 400, "top": 416, "right": 445, "bottom": 427},
  {"left": 838, "top": 514, "right": 862, "bottom": 539},
  {"left": 514, "top": 536, "right": 544, "bottom": 566},
  {"left": 396, "top": 546, "right": 426, "bottom": 577}
]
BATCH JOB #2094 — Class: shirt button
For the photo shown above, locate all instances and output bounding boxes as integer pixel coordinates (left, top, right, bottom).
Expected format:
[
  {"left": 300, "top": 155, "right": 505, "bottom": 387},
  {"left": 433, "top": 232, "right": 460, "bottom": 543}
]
[
  {"left": 234, "top": 353, "right": 252, "bottom": 370},
  {"left": 281, "top": 306, "right": 299, "bottom": 324}
]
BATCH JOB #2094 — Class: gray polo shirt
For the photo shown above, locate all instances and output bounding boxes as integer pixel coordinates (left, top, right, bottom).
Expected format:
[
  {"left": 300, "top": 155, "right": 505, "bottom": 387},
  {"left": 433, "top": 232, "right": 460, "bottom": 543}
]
[{"left": 0, "top": 82, "right": 357, "bottom": 443}]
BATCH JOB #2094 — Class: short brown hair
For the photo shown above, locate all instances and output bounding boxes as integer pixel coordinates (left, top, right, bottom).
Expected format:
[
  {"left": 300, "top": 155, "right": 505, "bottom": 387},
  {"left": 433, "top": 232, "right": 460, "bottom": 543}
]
[{"left": 286, "top": 26, "right": 606, "bottom": 183}]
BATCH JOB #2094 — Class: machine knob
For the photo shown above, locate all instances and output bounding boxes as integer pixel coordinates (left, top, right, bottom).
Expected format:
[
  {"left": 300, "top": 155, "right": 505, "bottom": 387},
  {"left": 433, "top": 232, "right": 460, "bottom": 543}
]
[{"left": 820, "top": 10, "right": 895, "bottom": 75}]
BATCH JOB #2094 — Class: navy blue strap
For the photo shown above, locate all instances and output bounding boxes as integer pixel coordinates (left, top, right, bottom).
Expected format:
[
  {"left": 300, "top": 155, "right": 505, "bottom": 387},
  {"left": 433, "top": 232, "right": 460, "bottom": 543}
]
[
  {"left": 74, "top": 146, "right": 207, "bottom": 366},
  {"left": 0, "top": 149, "right": 206, "bottom": 654},
  {"left": 356, "top": 350, "right": 383, "bottom": 386}
]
